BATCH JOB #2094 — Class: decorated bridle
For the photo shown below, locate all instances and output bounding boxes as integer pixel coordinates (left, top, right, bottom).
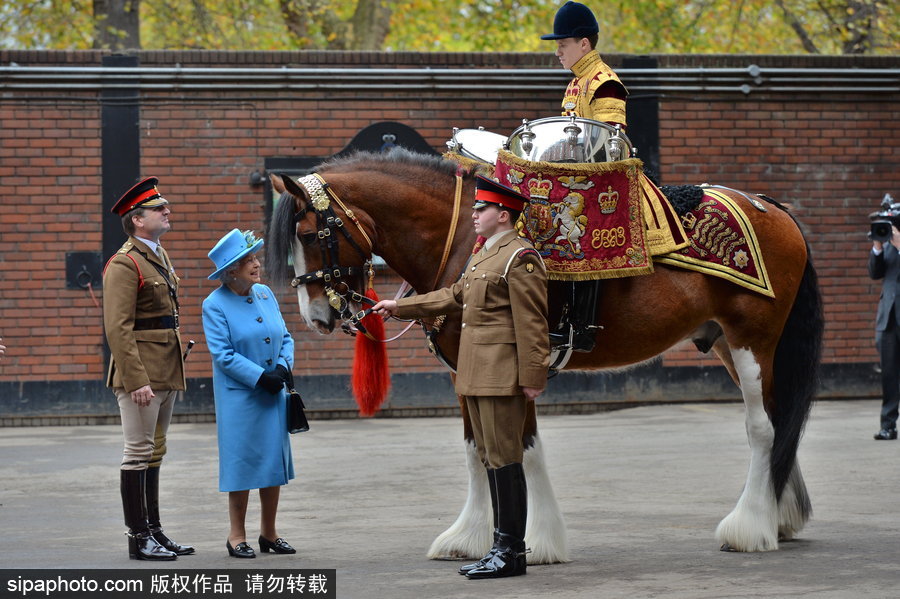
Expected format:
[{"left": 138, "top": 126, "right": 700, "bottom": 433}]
[
  {"left": 287, "top": 172, "right": 465, "bottom": 342},
  {"left": 287, "top": 173, "right": 381, "bottom": 338}
]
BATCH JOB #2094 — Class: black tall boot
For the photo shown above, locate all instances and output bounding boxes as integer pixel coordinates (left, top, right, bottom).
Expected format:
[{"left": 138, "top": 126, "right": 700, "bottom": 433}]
[
  {"left": 570, "top": 280, "right": 601, "bottom": 352},
  {"left": 145, "top": 467, "right": 195, "bottom": 555},
  {"left": 458, "top": 468, "right": 500, "bottom": 575},
  {"left": 121, "top": 470, "right": 177, "bottom": 561},
  {"left": 466, "top": 463, "right": 527, "bottom": 579}
]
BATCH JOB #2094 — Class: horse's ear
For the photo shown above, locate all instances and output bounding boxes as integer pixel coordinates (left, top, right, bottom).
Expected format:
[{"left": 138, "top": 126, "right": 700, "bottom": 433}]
[
  {"left": 269, "top": 173, "right": 286, "bottom": 194},
  {"left": 276, "top": 172, "right": 307, "bottom": 200}
]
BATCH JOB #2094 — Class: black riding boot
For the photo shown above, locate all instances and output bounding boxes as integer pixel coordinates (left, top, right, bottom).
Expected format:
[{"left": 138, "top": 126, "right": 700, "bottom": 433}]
[
  {"left": 466, "top": 463, "right": 527, "bottom": 579},
  {"left": 121, "top": 470, "right": 177, "bottom": 561},
  {"left": 458, "top": 468, "right": 500, "bottom": 574},
  {"left": 145, "top": 466, "right": 195, "bottom": 555},
  {"left": 570, "top": 280, "right": 601, "bottom": 352}
]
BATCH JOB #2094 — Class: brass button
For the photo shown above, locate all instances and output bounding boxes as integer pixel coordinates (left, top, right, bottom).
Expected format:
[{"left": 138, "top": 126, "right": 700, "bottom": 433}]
[
  {"left": 461, "top": 323, "right": 466, "bottom": 328},
  {"left": 481, "top": 273, "right": 486, "bottom": 278},
  {"left": 463, "top": 304, "right": 467, "bottom": 309},
  {"left": 264, "top": 337, "right": 271, "bottom": 344},
  {"left": 246, "top": 298, "right": 253, "bottom": 304},
  {"left": 257, "top": 317, "right": 263, "bottom": 322},
  {"left": 471, "top": 266, "right": 476, "bottom": 271}
]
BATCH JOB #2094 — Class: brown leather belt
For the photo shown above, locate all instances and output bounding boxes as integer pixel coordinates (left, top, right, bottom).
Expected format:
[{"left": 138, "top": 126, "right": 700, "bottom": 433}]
[{"left": 133, "top": 315, "right": 177, "bottom": 330}]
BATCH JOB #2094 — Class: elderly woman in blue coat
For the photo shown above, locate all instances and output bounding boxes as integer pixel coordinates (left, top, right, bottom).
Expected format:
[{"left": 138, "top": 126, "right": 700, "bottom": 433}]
[{"left": 202, "top": 229, "right": 296, "bottom": 559}]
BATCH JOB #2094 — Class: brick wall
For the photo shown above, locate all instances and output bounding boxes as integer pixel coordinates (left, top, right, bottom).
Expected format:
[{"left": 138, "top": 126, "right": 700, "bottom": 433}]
[{"left": 0, "top": 50, "right": 896, "bottom": 416}]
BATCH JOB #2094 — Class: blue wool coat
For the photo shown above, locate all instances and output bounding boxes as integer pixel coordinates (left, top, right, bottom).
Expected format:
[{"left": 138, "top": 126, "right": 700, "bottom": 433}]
[{"left": 202, "top": 283, "right": 295, "bottom": 492}]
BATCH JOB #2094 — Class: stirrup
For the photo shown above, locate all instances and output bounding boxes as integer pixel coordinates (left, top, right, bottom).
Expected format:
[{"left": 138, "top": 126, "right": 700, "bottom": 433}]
[{"left": 548, "top": 327, "right": 574, "bottom": 376}]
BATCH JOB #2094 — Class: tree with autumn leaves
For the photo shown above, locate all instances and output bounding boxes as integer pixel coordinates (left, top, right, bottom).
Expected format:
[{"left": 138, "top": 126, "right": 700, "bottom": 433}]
[{"left": 0, "top": 0, "right": 896, "bottom": 55}]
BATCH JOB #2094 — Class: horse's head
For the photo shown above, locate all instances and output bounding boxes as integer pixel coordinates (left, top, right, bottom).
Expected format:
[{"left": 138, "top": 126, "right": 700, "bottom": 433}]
[{"left": 268, "top": 172, "right": 372, "bottom": 335}]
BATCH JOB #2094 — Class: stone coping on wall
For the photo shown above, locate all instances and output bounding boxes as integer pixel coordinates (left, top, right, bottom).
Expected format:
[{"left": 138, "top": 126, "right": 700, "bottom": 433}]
[{"left": 2, "top": 49, "right": 897, "bottom": 70}]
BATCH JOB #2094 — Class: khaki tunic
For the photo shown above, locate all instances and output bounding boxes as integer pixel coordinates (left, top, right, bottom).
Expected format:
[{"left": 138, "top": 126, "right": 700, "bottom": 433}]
[
  {"left": 396, "top": 230, "right": 549, "bottom": 396},
  {"left": 562, "top": 50, "right": 628, "bottom": 126},
  {"left": 103, "top": 237, "right": 186, "bottom": 393}
]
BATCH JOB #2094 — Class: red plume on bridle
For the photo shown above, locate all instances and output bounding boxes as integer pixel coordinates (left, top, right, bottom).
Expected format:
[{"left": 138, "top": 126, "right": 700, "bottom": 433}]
[{"left": 352, "top": 264, "right": 390, "bottom": 416}]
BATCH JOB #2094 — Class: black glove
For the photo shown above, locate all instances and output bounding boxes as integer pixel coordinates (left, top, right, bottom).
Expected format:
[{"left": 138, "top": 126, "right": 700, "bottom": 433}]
[
  {"left": 275, "top": 364, "right": 291, "bottom": 384},
  {"left": 257, "top": 371, "right": 284, "bottom": 395}
]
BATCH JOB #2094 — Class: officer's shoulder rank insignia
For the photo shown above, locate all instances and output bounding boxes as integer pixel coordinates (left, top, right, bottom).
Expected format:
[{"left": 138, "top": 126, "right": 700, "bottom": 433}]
[{"left": 526, "top": 263, "right": 534, "bottom": 273}]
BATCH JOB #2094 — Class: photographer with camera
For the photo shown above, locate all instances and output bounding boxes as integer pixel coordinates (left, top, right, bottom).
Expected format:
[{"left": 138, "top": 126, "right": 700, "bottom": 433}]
[{"left": 868, "top": 194, "right": 900, "bottom": 440}]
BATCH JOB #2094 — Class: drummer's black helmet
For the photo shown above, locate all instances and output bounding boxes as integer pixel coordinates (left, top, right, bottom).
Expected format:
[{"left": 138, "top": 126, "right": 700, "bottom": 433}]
[{"left": 541, "top": 1, "right": 599, "bottom": 40}]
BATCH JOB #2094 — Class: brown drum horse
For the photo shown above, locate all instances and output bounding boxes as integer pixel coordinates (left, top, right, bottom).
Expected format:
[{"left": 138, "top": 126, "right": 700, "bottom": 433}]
[{"left": 267, "top": 148, "right": 823, "bottom": 562}]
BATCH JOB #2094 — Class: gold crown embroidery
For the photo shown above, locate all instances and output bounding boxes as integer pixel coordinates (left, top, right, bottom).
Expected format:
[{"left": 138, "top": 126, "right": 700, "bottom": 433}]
[{"left": 598, "top": 186, "right": 619, "bottom": 214}]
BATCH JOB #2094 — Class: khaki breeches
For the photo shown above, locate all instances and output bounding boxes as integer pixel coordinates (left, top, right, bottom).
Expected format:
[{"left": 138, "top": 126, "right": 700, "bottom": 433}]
[
  {"left": 115, "top": 388, "right": 179, "bottom": 470},
  {"left": 464, "top": 395, "right": 528, "bottom": 469}
]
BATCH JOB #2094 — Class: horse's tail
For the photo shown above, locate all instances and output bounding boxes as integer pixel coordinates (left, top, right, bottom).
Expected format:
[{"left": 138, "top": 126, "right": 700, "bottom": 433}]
[
  {"left": 770, "top": 238, "right": 823, "bottom": 500},
  {"left": 266, "top": 185, "right": 300, "bottom": 290}
]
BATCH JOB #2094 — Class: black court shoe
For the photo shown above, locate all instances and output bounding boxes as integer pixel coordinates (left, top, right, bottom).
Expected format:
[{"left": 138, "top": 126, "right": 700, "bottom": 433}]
[
  {"left": 259, "top": 535, "right": 296, "bottom": 554},
  {"left": 227, "top": 540, "right": 256, "bottom": 558},
  {"left": 874, "top": 428, "right": 897, "bottom": 440}
]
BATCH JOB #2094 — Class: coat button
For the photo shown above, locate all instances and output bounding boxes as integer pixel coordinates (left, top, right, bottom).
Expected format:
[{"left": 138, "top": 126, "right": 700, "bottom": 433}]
[
  {"left": 264, "top": 337, "right": 271, "bottom": 344},
  {"left": 266, "top": 359, "right": 273, "bottom": 365},
  {"left": 257, "top": 317, "right": 263, "bottom": 323},
  {"left": 461, "top": 323, "right": 466, "bottom": 328},
  {"left": 463, "top": 303, "right": 467, "bottom": 309},
  {"left": 471, "top": 266, "right": 476, "bottom": 271},
  {"left": 482, "top": 273, "right": 486, "bottom": 278},
  {"left": 246, "top": 298, "right": 253, "bottom": 304},
  {"left": 465, "top": 283, "right": 470, "bottom": 289}
]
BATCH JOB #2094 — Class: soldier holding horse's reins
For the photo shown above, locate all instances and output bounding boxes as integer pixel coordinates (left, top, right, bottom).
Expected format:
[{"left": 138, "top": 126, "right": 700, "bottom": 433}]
[{"left": 372, "top": 176, "right": 550, "bottom": 579}]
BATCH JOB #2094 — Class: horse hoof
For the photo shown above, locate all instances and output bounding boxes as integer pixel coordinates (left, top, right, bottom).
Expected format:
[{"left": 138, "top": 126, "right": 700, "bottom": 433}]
[{"left": 719, "top": 543, "right": 737, "bottom": 552}]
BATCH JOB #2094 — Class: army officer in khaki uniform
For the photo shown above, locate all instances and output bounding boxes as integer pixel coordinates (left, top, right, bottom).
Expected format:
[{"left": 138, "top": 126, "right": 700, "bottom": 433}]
[
  {"left": 103, "top": 177, "right": 193, "bottom": 561},
  {"left": 373, "top": 175, "right": 549, "bottom": 579}
]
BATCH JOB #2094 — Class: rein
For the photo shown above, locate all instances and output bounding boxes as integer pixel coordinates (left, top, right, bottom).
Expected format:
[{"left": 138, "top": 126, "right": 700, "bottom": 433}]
[
  {"left": 431, "top": 173, "right": 464, "bottom": 290},
  {"left": 288, "top": 171, "right": 465, "bottom": 343}
]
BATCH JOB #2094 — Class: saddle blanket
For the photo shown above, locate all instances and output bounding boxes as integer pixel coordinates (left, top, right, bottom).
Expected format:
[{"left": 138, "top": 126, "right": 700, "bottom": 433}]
[{"left": 654, "top": 188, "right": 775, "bottom": 298}]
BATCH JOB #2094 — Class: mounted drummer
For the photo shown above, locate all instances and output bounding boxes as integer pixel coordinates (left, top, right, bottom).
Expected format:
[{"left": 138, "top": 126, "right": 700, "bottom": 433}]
[
  {"left": 541, "top": 1, "right": 630, "bottom": 352},
  {"left": 543, "top": 1, "right": 628, "bottom": 129}
]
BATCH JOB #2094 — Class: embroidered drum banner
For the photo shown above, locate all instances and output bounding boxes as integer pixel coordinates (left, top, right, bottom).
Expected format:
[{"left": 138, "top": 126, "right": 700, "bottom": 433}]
[{"left": 494, "top": 149, "right": 652, "bottom": 281}]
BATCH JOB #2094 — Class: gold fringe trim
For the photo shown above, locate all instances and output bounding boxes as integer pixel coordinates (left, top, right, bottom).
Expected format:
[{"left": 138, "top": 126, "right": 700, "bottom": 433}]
[{"left": 547, "top": 264, "right": 653, "bottom": 281}]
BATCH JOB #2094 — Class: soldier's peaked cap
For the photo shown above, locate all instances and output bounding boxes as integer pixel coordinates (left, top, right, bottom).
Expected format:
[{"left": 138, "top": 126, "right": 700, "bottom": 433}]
[
  {"left": 111, "top": 177, "right": 169, "bottom": 216},
  {"left": 473, "top": 175, "right": 529, "bottom": 213},
  {"left": 541, "top": 2, "right": 599, "bottom": 40}
]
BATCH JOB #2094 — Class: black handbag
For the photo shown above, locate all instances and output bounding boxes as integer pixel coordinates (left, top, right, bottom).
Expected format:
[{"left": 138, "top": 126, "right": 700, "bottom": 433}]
[{"left": 287, "top": 388, "right": 309, "bottom": 434}]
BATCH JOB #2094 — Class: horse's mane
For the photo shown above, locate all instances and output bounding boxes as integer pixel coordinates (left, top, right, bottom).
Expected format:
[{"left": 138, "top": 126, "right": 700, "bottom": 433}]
[{"left": 318, "top": 147, "right": 462, "bottom": 182}]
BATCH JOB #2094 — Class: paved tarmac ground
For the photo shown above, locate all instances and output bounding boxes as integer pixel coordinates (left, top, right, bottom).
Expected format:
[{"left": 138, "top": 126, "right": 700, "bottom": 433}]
[{"left": 1, "top": 399, "right": 899, "bottom": 599}]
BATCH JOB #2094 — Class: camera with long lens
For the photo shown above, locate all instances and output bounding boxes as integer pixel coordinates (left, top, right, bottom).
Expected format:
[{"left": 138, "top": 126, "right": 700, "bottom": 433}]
[{"left": 868, "top": 193, "right": 898, "bottom": 243}]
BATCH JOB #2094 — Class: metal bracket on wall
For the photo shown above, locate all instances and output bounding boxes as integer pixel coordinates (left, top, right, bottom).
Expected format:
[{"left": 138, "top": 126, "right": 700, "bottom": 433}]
[{"left": 65, "top": 251, "right": 103, "bottom": 290}]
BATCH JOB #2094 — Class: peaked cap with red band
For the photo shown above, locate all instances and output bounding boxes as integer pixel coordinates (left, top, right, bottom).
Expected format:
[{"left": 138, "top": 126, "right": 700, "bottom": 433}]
[
  {"left": 111, "top": 177, "right": 169, "bottom": 216},
  {"left": 473, "top": 175, "right": 529, "bottom": 213}
]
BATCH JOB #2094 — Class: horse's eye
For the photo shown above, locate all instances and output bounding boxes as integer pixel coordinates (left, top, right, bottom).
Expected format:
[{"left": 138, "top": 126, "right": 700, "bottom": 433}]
[{"left": 298, "top": 231, "right": 317, "bottom": 246}]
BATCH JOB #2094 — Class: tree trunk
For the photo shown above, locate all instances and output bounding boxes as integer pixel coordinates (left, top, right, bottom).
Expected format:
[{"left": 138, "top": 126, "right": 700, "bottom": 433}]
[
  {"left": 349, "top": 0, "right": 392, "bottom": 50},
  {"left": 93, "top": 0, "right": 141, "bottom": 51}
]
